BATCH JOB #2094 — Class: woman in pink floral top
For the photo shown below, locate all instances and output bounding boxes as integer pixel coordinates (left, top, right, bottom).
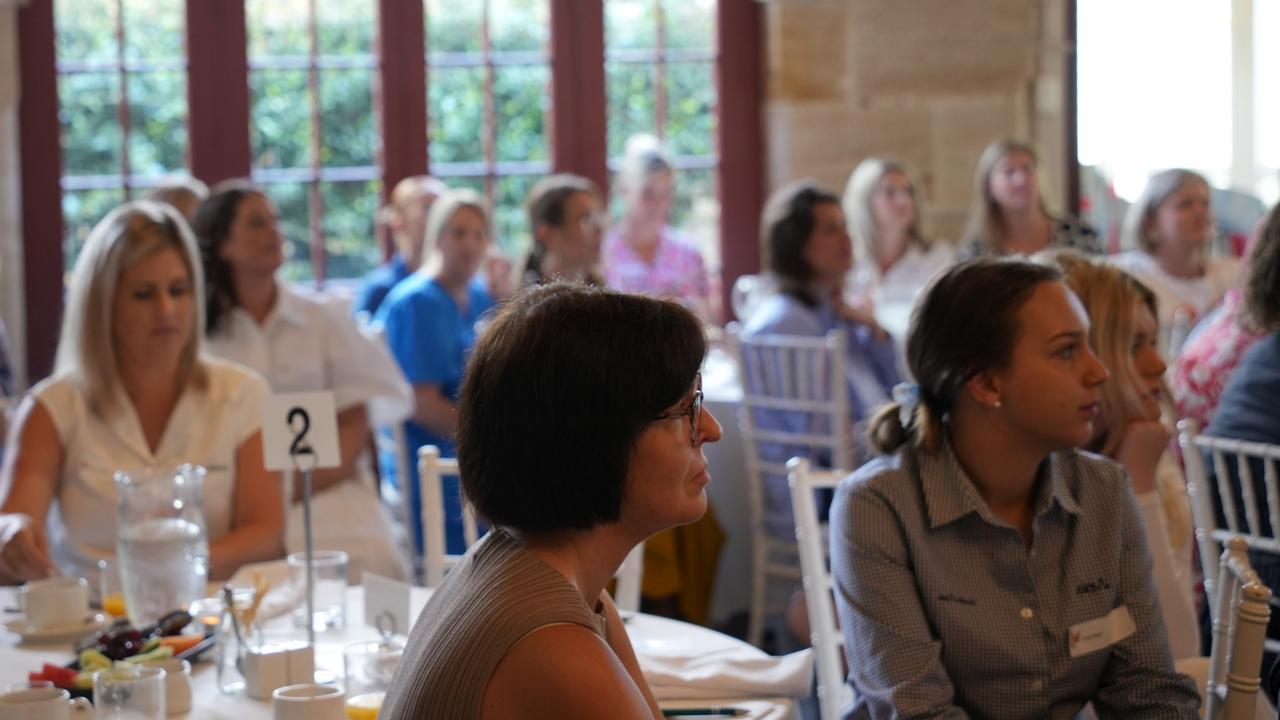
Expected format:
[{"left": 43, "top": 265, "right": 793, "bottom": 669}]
[
  {"left": 1171, "top": 206, "right": 1278, "bottom": 427},
  {"left": 605, "top": 135, "right": 714, "bottom": 321}
]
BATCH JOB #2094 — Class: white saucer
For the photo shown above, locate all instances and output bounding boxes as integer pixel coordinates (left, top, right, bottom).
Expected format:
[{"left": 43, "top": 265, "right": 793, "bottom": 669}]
[{"left": 0, "top": 611, "right": 109, "bottom": 644}]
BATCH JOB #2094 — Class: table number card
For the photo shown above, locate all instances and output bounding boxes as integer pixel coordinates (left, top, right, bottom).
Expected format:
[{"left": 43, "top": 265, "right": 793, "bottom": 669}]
[
  {"left": 261, "top": 392, "right": 341, "bottom": 472},
  {"left": 363, "top": 572, "right": 413, "bottom": 637}
]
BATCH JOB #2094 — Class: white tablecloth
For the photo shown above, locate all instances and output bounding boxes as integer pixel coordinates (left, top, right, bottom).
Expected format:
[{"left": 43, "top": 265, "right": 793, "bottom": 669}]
[
  {"left": 0, "top": 585, "right": 797, "bottom": 719},
  {"left": 702, "top": 345, "right": 753, "bottom": 627}
]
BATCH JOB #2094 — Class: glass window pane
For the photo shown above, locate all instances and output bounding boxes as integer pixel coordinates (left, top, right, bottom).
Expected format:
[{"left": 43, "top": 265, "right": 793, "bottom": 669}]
[
  {"left": 662, "top": 0, "right": 715, "bottom": 50},
  {"left": 60, "top": 72, "right": 122, "bottom": 177},
  {"left": 122, "top": 0, "right": 183, "bottom": 61},
  {"left": 321, "top": 180, "right": 381, "bottom": 280},
  {"left": 428, "top": 67, "right": 486, "bottom": 164},
  {"left": 320, "top": 70, "right": 376, "bottom": 167},
  {"left": 63, "top": 188, "right": 125, "bottom": 272},
  {"left": 426, "top": 0, "right": 483, "bottom": 57},
  {"left": 606, "top": 62, "right": 656, "bottom": 157},
  {"left": 56, "top": 0, "right": 118, "bottom": 63},
  {"left": 127, "top": 71, "right": 187, "bottom": 176},
  {"left": 493, "top": 175, "right": 539, "bottom": 257},
  {"left": 494, "top": 65, "right": 549, "bottom": 163},
  {"left": 317, "top": 1, "right": 375, "bottom": 55},
  {"left": 490, "top": 0, "right": 549, "bottom": 53},
  {"left": 251, "top": 70, "right": 313, "bottom": 170},
  {"left": 247, "top": 0, "right": 311, "bottom": 58},
  {"left": 664, "top": 62, "right": 715, "bottom": 157},
  {"left": 671, "top": 167, "right": 716, "bottom": 239},
  {"left": 606, "top": 0, "right": 657, "bottom": 51},
  {"left": 261, "top": 181, "right": 313, "bottom": 281}
]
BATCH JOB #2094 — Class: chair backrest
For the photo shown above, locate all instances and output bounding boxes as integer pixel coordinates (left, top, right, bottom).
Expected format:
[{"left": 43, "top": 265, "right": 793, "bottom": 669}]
[
  {"left": 787, "top": 457, "right": 853, "bottom": 720},
  {"left": 363, "top": 321, "right": 417, "bottom": 566},
  {"left": 415, "top": 445, "right": 645, "bottom": 608},
  {"left": 1204, "top": 536, "right": 1273, "bottom": 720},
  {"left": 1177, "top": 419, "right": 1280, "bottom": 622},
  {"left": 728, "top": 325, "right": 851, "bottom": 536},
  {"left": 418, "top": 445, "right": 479, "bottom": 588}
]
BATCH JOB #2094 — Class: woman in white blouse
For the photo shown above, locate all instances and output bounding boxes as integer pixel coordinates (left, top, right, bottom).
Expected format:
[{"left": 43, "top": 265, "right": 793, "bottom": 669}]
[
  {"left": 842, "top": 157, "right": 954, "bottom": 348},
  {"left": 1112, "top": 169, "right": 1239, "bottom": 355},
  {"left": 0, "top": 201, "right": 284, "bottom": 583},
  {"left": 1043, "top": 250, "right": 1199, "bottom": 660},
  {"left": 195, "top": 180, "right": 413, "bottom": 581}
]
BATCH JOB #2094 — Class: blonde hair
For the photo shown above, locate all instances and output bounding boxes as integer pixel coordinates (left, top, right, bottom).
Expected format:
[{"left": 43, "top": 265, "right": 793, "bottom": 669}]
[
  {"left": 617, "top": 134, "right": 673, "bottom": 195},
  {"left": 961, "top": 138, "right": 1048, "bottom": 255},
  {"left": 145, "top": 175, "right": 209, "bottom": 218},
  {"left": 1119, "top": 169, "right": 1210, "bottom": 254},
  {"left": 421, "top": 189, "right": 491, "bottom": 276},
  {"left": 56, "top": 201, "right": 208, "bottom": 415},
  {"left": 1039, "top": 249, "right": 1191, "bottom": 549},
  {"left": 842, "top": 157, "right": 929, "bottom": 271}
]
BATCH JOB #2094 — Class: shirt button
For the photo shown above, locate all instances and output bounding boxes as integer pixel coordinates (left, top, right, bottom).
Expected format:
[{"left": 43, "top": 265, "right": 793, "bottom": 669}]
[
  {"left": 1031, "top": 679, "right": 1044, "bottom": 691},
  {"left": 1020, "top": 607, "right": 1034, "bottom": 620}
]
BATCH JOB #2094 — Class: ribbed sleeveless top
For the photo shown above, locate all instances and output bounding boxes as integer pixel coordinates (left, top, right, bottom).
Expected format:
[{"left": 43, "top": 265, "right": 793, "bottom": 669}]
[{"left": 380, "top": 528, "right": 608, "bottom": 719}]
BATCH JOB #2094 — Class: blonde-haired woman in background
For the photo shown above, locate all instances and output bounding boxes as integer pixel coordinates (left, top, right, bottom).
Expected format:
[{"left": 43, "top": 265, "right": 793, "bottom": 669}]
[
  {"left": 0, "top": 201, "right": 283, "bottom": 584},
  {"left": 604, "top": 134, "right": 715, "bottom": 322},
  {"left": 1040, "top": 249, "right": 1198, "bottom": 660},
  {"left": 843, "top": 156, "right": 953, "bottom": 349},
  {"left": 1111, "top": 169, "right": 1239, "bottom": 354},
  {"left": 960, "top": 138, "right": 1102, "bottom": 259},
  {"left": 376, "top": 189, "right": 496, "bottom": 560}
]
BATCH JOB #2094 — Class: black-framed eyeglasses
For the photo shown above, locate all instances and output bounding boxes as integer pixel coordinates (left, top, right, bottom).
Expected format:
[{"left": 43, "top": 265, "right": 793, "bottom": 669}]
[{"left": 653, "top": 373, "right": 703, "bottom": 445}]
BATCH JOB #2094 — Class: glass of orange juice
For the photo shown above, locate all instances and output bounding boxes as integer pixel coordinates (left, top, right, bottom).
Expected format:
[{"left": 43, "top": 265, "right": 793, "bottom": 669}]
[
  {"left": 343, "top": 639, "right": 401, "bottom": 719},
  {"left": 344, "top": 691, "right": 383, "bottom": 720},
  {"left": 97, "top": 559, "right": 127, "bottom": 617}
]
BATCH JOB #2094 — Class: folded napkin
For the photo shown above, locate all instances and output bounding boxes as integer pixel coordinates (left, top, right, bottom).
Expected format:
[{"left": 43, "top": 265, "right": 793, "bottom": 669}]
[
  {"left": 220, "top": 559, "right": 299, "bottom": 623},
  {"left": 640, "top": 647, "right": 813, "bottom": 700}
]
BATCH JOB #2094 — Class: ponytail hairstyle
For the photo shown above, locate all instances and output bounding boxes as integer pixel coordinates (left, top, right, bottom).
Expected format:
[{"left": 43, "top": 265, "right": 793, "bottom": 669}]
[{"left": 868, "top": 257, "right": 1063, "bottom": 454}]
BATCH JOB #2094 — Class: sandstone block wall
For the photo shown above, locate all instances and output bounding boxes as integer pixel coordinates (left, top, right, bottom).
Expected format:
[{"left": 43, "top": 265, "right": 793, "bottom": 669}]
[{"left": 764, "top": 0, "right": 1071, "bottom": 245}]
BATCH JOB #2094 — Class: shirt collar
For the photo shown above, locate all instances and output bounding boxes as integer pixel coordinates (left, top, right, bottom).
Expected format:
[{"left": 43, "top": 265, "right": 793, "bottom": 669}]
[{"left": 919, "top": 440, "right": 1081, "bottom": 530}]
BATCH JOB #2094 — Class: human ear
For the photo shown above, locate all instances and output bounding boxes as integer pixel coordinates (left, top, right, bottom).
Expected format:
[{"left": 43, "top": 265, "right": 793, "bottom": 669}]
[{"left": 964, "top": 369, "right": 1004, "bottom": 410}]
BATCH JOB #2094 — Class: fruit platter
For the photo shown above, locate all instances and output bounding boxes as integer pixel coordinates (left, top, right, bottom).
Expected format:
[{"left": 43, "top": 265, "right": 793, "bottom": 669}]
[{"left": 26, "top": 610, "right": 213, "bottom": 695}]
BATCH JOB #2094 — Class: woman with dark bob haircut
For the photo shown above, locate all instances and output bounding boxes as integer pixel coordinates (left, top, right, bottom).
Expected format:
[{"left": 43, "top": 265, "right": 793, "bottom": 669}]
[{"left": 380, "top": 283, "right": 722, "bottom": 719}]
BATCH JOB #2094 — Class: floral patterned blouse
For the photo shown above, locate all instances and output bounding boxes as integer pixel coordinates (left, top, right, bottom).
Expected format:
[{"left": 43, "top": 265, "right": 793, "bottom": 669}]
[
  {"left": 1171, "top": 290, "right": 1265, "bottom": 429},
  {"left": 603, "top": 226, "right": 710, "bottom": 309}
]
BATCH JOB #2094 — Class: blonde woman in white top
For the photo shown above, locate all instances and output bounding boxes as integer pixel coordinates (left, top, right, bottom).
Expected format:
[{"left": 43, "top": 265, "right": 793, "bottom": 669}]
[
  {"left": 1111, "top": 169, "right": 1240, "bottom": 354},
  {"left": 0, "top": 201, "right": 284, "bottom": 584},
  {"left": 843, "top": 157, "right": 953, "bottom": 348},
  {"left": 1042, "top": 250, "right": 1199, "bottom": 660},
  {"left": 195, "top": 180, "right": 413, "bottom": 581}
]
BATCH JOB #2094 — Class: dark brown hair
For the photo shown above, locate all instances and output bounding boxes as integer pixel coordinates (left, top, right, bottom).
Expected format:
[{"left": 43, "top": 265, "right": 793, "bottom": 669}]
[
  {"left": 1243, "top": 202, "right": 1280, "bottom": 332},
  {"left": 868, "top": 257, "right": 1063, "bottom": 454},
  {"left": 457, "top": 283, "right": 705, "bottom": 532},
  {"left": 191, "top": 178, "right": 264, "bottom": 334},
  {"left": 760, "top": 180, "right": 842, "bottom": 306},
  {"left": 523, "top": 174, "right": 601, "bottom": 280}
]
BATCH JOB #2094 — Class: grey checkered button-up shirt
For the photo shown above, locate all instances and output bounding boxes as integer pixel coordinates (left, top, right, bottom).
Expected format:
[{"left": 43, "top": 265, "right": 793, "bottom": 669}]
[{"left": 830, "top": 441, "right": 1200, "bottom": 719}]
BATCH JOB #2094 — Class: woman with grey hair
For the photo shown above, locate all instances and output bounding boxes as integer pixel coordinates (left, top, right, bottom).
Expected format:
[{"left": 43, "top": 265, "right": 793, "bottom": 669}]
[
  {"left": 842, "top": 156, "right": 953, "bottom": 346},
  {"left": 0, "top": 201, "right": 284, "bottom": 584},
  {"left": 1111, "top": 169, "right": 1240, "bottom": 352},
  {"left": 604, "top": 134, "right": 715, "bottom": 322}
]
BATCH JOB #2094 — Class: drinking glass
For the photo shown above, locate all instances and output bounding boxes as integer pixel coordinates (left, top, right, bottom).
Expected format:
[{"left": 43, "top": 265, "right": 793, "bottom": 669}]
[
  {"left": 94, "top": 665, "right": 165, "bottom": 719},
  {"left": 114, "top": 465, "right": 210, "bottom": 628},
  {"left": 288, "top": 550, "right": 348, "bottom": 631},
  {"left": 342, "top": 638, "right": 403, "bottom": 719}
]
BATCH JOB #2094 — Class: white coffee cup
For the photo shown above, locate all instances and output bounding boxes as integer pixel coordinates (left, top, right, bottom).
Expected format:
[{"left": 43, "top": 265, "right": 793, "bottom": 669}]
[
  {"left": 19, "top": 577, "right": 90, "bottom": 630},
  {"left": 272, "top": 683, "right": 345, "bottom": 720},
  {"left": 143, "top": 658, "right": 192, "bottom": 715},
  {"left": 0, "top": 686, "right": 93, "bottom": 720}
]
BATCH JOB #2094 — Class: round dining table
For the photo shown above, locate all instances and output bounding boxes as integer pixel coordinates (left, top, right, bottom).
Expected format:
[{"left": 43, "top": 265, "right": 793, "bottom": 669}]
[{"left": 1, "top": 583, "right": 797, "bottom": 719}]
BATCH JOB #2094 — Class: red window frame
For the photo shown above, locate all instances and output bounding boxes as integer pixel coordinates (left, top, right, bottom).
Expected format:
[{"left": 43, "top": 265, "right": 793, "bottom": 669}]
[{"left": 17, "top": 0, "right": 762, "bottom": 380}]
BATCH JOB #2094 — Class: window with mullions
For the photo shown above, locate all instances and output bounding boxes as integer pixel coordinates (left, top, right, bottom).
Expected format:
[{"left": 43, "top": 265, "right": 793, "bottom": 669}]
[
  {"left": 247, "top": 0, "right": 380, "bottom": 283},
  {"left": 56, "top": 0, "right": 187, "bottom": 271},
  {"left": 605, "top": 0, "right": 718, "bottom": 260},
  {"left": 425, "top": 0, "right": 551, "bottom": 258}
]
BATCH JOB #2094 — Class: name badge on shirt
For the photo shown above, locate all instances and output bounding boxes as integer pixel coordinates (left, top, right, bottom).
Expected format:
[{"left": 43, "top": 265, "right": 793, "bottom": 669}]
[{"left": 1068, "top": 605, "right": 1136, "bottom": 658}]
